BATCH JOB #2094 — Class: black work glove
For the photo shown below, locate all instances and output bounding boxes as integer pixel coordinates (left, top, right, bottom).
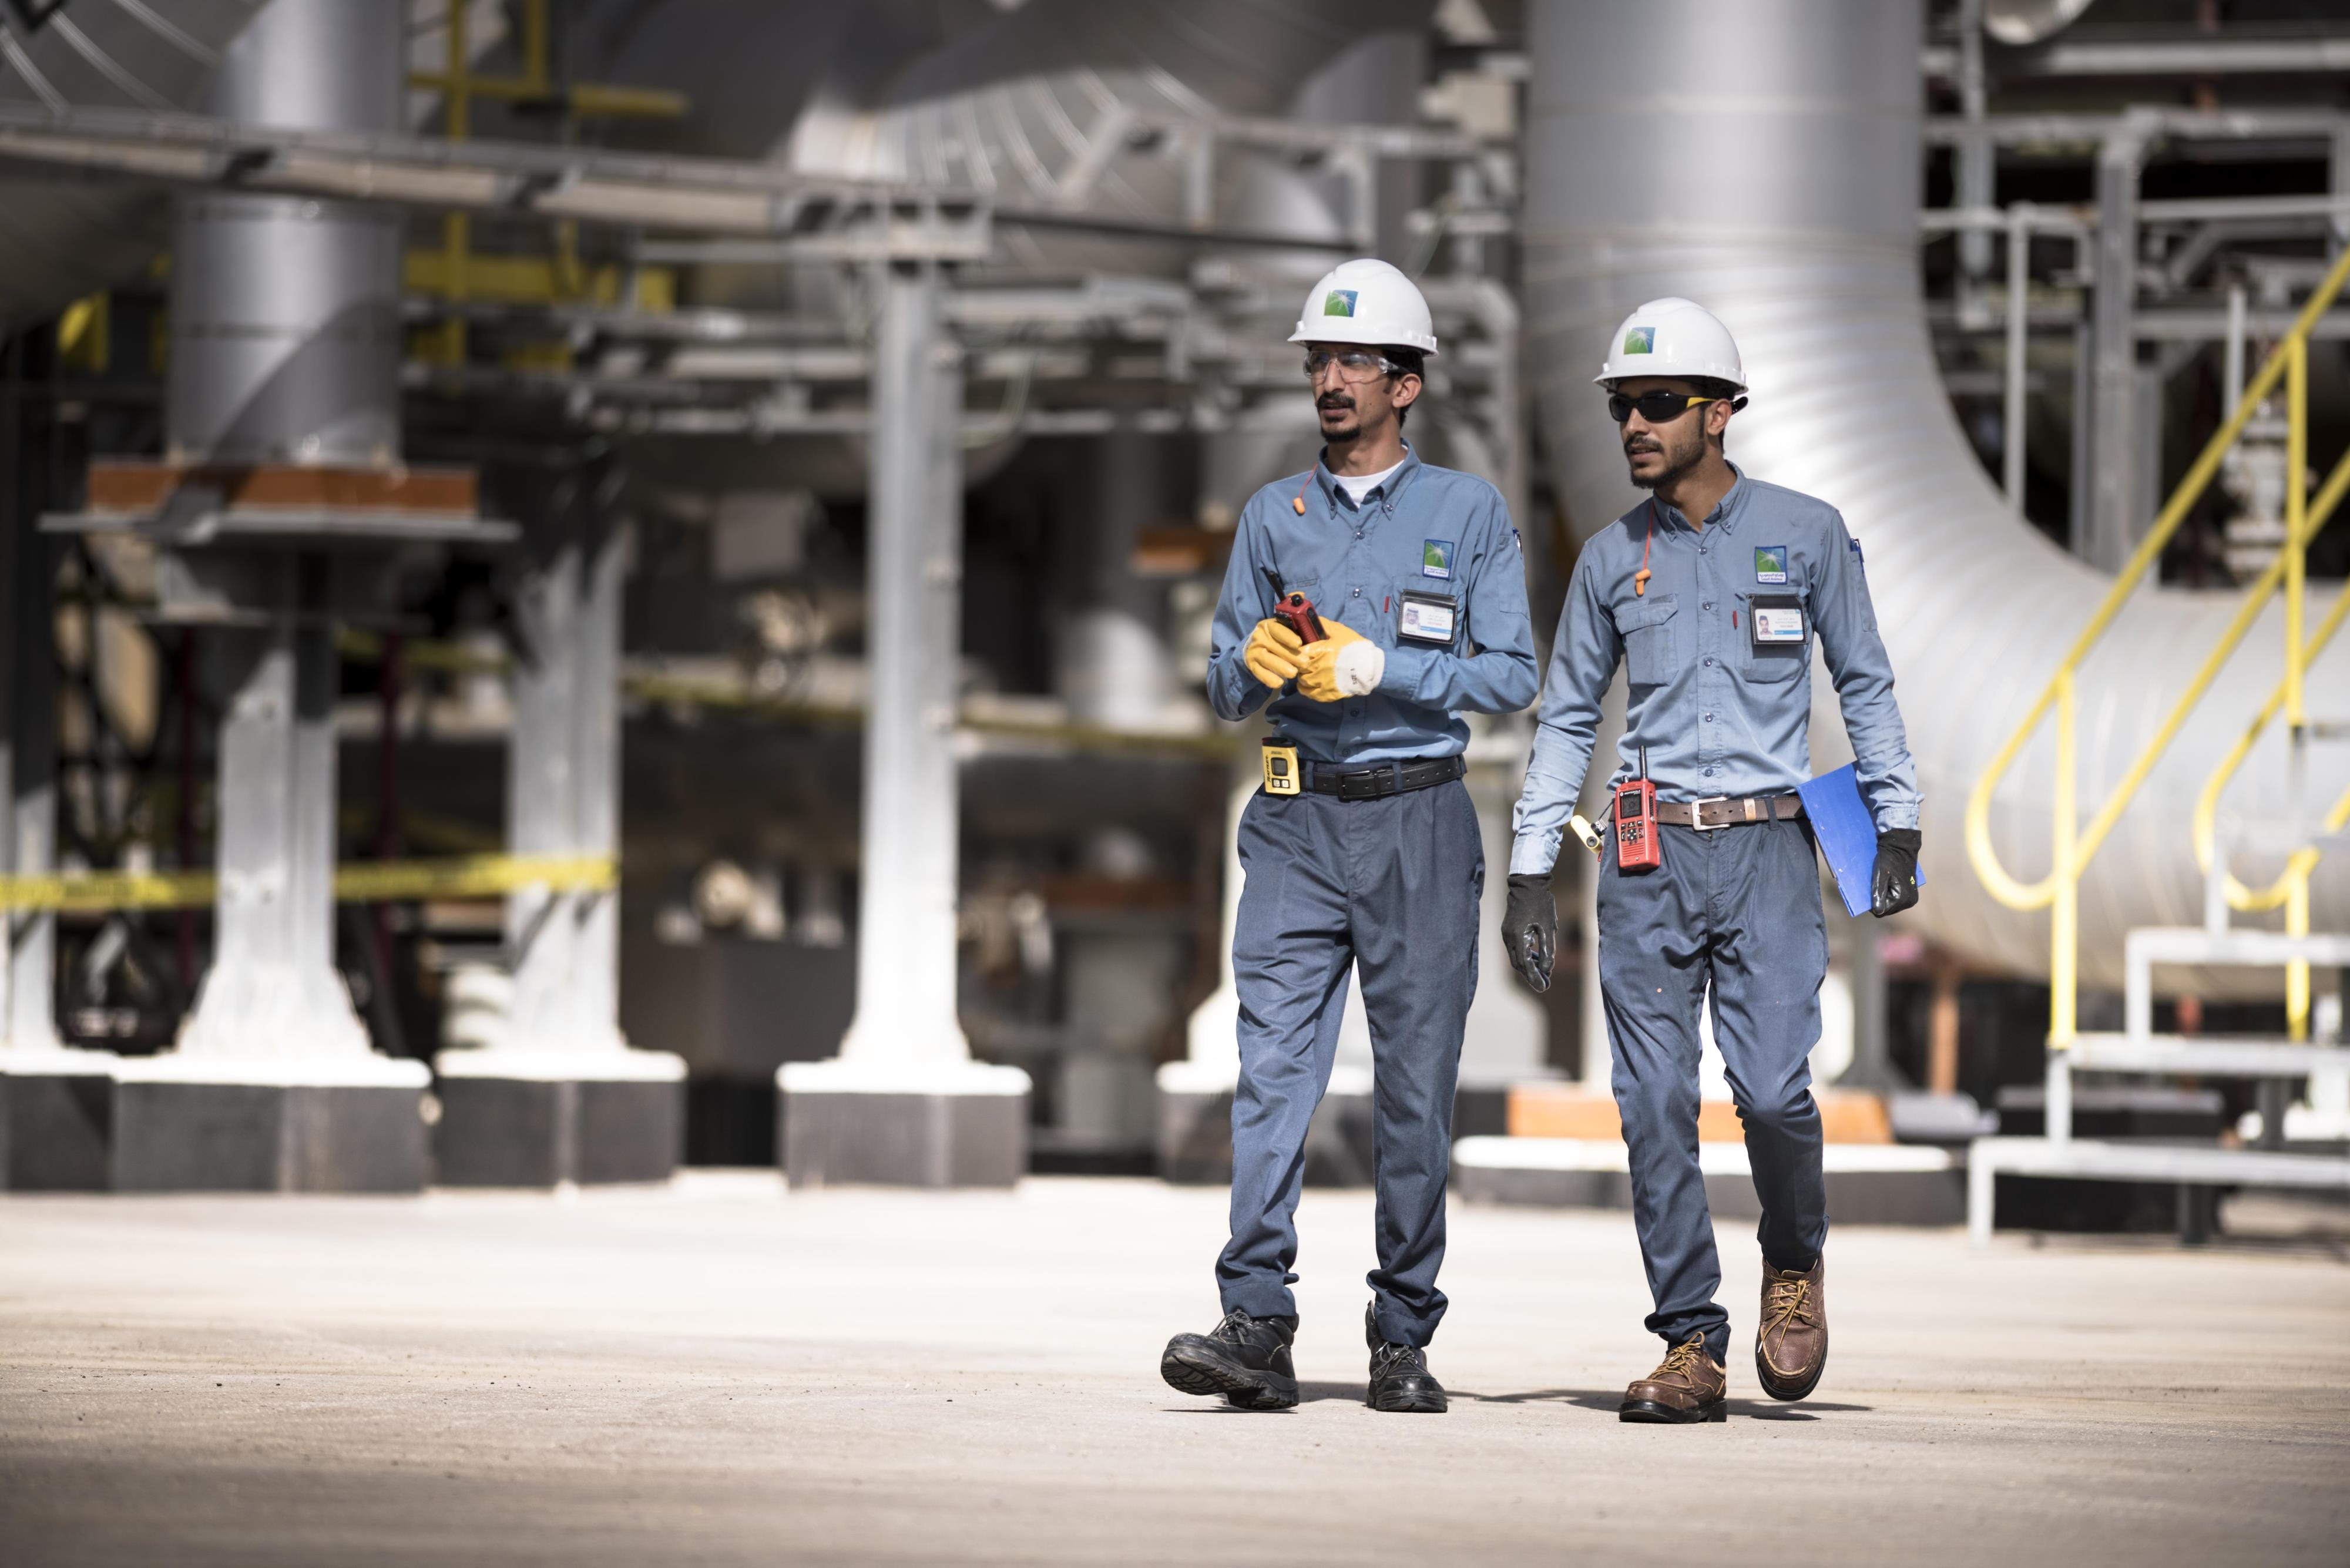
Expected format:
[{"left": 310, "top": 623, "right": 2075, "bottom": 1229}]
[
  {"left": 1871, "top": 828, "right": 1922, "bottom": 918},
  {"left": 1502, "top": 874, "right": 1557, "bottom": 992}
]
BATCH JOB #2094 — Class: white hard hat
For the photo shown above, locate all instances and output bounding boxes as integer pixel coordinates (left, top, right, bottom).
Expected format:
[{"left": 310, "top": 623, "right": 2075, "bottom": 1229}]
[
  {"left": 1593, "top": 297, "right": 1745, "bottom": 392},
  {"left": 1288, "top": 258, "right": 1439, "bottom": 356}
]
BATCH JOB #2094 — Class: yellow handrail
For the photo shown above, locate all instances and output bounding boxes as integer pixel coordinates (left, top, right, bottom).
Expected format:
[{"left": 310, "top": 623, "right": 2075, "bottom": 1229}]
[
  {"left": 1964, "top": 238, "right": 2350, "bottom": 1047},
  {"left": 2192, "top": 459, "right": 2350, "bottom": 916}
]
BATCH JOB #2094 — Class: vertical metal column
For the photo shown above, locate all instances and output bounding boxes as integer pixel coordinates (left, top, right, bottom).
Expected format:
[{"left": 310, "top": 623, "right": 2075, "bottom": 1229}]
[
  {"left": 177, "top": 587, "right": 371, "bottom": 1060},
  {"left": 841, "top": 262, "right": 970, "bottom": 1066},
  {"left": 780, "top": 257, "right": 1027, "bottom": 1188},
  {"left": 2003, "top": 203, "right": 2032, "bottom": 511},
  {"left": 2, "top": 335, "right": 62, "bottom": 1053},
  {"left": 2087, "top": 117, "right": 2152, "bottom": 574},
  {"left": 110, "top": 0, "right": 428, "bottom": 1195},
  {"left": 503, "top": 529, "right": 582, "bottom": 1053},
  {"left": 569, "top": 511, "right": 629, "bottom": 1056},
  {"left": 1954, "top": 0, "right": 1994, "bottom": 325},
  {"left": 437, "top": 487, "right": 679, "bottom": 1188}
]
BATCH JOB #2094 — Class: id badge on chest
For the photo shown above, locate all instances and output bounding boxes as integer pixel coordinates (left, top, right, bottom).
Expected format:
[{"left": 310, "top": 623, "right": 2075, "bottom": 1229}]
[
  {"left": 1396, "top": 589, "right": 1457, "bottom": 648},
  {"left": 1749, "top": 592, "right": 1806, "bottom": 648}
]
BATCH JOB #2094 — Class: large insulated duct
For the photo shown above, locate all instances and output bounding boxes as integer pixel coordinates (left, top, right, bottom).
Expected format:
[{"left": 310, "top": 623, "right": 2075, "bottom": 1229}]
[
  {"left": 1526, "top": 0, "right": 2349, "bottom": 988},
  {"left": 0, "top": 0, "right": 264, "bottom": 333},
  {"left": 843, "top": 0, "right": 1431, "bottom": 274}
]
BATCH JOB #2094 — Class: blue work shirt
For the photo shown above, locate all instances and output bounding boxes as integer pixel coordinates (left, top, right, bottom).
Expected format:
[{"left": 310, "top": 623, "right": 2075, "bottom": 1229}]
[
  {"left": 1510, "top": 465, "right": 1919, "bottom": 876},
  {"left": 1206, "top": 448, "right": 1538, "bottom": 762}
]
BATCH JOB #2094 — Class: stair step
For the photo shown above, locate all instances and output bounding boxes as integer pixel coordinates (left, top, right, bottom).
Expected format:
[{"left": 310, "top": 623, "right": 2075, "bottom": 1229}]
[{"left": 2069, "top": 1033, "right": 2350, "bottom": 1077}]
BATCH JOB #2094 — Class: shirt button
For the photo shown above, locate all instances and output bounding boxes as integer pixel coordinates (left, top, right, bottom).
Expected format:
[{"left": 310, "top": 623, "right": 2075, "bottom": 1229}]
[
  {"left": 1704, "top": 657, "right": 1716, "bottom": 667},
  {"left": 1704, "top": 713, "right": 1714, "bottom": 721},
  {"left": 1702, "top": 602, "right": 1713, "bottom": 611},
  {"left": 1354, "top": 531, "right": 1364, "bottom": 540},
  {"left": 1352, "top": 587, "right": 1361, "bottom": 597},
  {"left": 1706, "top": 767, "right": 1718, "bottom": 777}
]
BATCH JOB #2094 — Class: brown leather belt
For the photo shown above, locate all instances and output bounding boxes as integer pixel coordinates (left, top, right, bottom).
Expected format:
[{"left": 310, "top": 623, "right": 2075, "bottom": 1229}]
[{"left": 1612, "top": 793, "right": 1805, "bottom": 831}]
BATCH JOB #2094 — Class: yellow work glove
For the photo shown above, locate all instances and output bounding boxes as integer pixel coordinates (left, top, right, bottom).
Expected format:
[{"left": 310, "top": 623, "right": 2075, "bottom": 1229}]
[
  {"left": 1295, "top": 617, "right": 1386, "bottom": 703},
  {"left": 1244, "top": 618, "right": 1306, "bottom": 689}
]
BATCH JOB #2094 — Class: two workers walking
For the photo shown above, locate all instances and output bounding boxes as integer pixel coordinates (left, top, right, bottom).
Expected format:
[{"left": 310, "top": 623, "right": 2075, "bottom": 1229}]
[{"left": 1160, "top": 263, "right": 1922, "bottom": 1423}]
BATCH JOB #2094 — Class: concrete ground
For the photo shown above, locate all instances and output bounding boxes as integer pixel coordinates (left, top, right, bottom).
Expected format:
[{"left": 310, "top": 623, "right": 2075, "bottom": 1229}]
[{"left": 2, "top": 1176, "right": 2345, "bottom": 1566}]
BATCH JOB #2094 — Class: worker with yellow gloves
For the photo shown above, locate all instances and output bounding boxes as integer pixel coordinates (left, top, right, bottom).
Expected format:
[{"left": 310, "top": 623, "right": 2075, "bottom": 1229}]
[{"left": 1159, "top": 258, "right": 1537, "bottom": 1416}]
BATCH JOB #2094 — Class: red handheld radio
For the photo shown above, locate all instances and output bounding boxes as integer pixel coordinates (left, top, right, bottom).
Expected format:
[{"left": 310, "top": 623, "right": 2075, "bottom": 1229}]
[
  {"left": 1262, "top": 567, "right": 1326, "bottom": 645},
  {"left": 1614, "top": 746, "right": 1661, "bottom": 872}
]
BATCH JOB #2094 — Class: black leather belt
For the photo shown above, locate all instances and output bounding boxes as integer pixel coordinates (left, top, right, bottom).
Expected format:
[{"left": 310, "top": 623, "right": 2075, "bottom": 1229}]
[
  {"left": 1610, "top": 793, "right": 1805, "bottom": 830},
  {"left": 1304, "top": 755, "right": 1466, "bottom": 801}
]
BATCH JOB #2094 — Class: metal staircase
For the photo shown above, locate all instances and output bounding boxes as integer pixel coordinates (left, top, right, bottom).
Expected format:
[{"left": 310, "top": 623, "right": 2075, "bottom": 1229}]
[{"left": 1965, "top": 244, "right": 2350, "bottom": 1243}]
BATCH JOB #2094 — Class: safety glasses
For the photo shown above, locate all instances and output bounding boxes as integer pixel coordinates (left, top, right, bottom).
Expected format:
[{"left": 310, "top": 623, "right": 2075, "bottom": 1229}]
[
  {"left": 1607, "top": 390, "right": 1719, "bottom": 425},
  {"left": 1304, "top": 349, "right": 1405, "bottom": 383}
]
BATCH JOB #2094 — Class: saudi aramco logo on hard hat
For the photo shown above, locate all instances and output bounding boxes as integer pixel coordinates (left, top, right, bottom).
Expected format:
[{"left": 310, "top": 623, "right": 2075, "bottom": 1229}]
[
  {"left": 1323, "top": 289, "right": 1359, "bottom": 317},
  {"left": 1623, "top": 326, "right": 1656, "bottom": 354}
]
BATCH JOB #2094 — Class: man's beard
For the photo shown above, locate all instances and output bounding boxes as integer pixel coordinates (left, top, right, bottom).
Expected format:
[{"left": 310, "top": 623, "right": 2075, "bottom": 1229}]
[
  {"left": 1318, "top": 396, "right": 1360, "bottom": 441},
  {"left": 1627, "top": 428, "right": 1706, "bottom": 491}
]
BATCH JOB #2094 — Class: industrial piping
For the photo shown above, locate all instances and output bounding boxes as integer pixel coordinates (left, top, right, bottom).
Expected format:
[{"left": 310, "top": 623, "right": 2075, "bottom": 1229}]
[
  {"left": 0, "top": 0, "right": 263, "bottom": 333},
  {"left": 1525, "top": 0, "right": 2349, "bottom": 988}
]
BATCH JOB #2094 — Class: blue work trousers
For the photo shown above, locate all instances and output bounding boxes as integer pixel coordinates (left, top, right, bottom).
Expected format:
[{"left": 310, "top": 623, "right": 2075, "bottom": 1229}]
[
  {"left": 1218, "top": 778, "right": 1483, "bottom": 1348},
  {"left": 1597, "top": 815, "right": 1829, "bottom": 1365}
]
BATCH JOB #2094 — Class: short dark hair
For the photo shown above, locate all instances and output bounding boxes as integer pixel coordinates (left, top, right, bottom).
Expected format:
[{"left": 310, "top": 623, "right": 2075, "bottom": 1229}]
[{"left": 1384, "top": 346, "right": 1426, "bottom": 429}]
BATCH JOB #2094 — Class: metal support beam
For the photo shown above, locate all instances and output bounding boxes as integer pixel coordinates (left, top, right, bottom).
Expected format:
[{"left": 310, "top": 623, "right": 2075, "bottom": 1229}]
[
  {"left": 777, "top": 264, "right": 1029, "bottom": 1187},
  {"left": 2088, "top": 117, "right": 2152, "bottom": 573},
  {"left": 435, "top": 490, "right": 683, "bottom": 1188}
]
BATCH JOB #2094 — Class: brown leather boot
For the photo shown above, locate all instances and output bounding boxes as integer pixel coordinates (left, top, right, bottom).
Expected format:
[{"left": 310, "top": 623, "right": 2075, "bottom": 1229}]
[
  {"left": 1619, "top": 1335, "right": 1727, "bottom": 1423},
  {"left": 1755, "top": 1255, "right": 1827, "bottom": 1401}
]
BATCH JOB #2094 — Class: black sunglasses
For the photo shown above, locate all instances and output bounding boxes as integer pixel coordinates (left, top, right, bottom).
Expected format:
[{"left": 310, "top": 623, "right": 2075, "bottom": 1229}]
[{"left": 1607, "top": 391, "right": 1720, "bottom": 425}]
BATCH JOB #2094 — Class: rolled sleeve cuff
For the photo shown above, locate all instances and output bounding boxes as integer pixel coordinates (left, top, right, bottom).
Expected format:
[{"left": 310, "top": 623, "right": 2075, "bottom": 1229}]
[
  {"left": 1509, "top": 830, "right": 1562, "bottom": 878},
  {"left": 1872, "top": 805, "right": 1922, "bottom": 833}
]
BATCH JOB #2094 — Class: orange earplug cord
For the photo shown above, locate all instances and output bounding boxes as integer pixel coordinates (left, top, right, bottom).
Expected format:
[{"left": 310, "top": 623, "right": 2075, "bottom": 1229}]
[{"left": 1634, "top": 498, "right": 1655, "bottom": 597}]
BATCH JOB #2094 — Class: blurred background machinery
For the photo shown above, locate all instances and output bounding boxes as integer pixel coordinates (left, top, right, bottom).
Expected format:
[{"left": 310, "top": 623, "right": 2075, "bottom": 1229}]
[{"left": 0, "top": 0, "right": 2342, "bottom": 1227}]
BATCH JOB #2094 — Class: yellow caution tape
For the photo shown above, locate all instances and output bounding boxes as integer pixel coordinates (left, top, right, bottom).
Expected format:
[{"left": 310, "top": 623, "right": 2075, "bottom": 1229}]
[{"left": 0, "top": 854, "right": 614, "bottom": 912}]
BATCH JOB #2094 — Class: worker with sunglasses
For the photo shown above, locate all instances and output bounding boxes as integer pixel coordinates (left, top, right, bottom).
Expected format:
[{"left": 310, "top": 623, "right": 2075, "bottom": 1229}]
[
  {"left": 1159, "top": 258, "right": 1536, "bottom": 1416},
  {"left": 1502, "top": 297, "right": 1920, "bottom": 1425}
]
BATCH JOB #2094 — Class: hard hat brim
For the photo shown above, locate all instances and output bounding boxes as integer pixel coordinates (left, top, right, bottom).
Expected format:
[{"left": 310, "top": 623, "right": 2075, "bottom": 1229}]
[{"left": 1289, "top": 321, "right": 1440, "bottom": 355}]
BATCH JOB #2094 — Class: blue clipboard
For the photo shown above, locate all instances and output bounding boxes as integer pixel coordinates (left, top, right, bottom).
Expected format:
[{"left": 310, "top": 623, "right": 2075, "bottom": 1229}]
[{"left": 1797, "top": 763, "right": 1919, "bottom": 919}]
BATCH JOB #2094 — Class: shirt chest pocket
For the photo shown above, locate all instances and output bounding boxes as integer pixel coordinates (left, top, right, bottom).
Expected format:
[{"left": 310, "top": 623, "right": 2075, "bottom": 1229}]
[
  {"left": 1614, "top": 595, "right": 1678, "bottom": 687},
  {"left": 1736, "top": 590, "right": 1809, "bottom": 682}
]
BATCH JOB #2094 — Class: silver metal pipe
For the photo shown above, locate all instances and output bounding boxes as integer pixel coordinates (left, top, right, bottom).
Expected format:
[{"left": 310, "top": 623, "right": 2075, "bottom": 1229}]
[
  {"left": 165, "top": 0, "right": 401, "bottom": 466},
  {"left": 1526, "top": 0, "right": 2349, "bottom": 989},
  {"left": 2005, "top": 203, "right": 2031, "bottom": 510}
]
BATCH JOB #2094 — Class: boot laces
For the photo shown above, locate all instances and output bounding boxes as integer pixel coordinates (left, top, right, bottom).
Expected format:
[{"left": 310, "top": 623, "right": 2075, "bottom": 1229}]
[
  {"left": 1656, "top": 1337, "right": 1710, "bottom": 1384},
  {"left": 1759, "top": 1275, "right": 1815, "bottom": 1377},
  {"left": 1371, "top": 1339, "right": 1426, "bottom": 1376}
]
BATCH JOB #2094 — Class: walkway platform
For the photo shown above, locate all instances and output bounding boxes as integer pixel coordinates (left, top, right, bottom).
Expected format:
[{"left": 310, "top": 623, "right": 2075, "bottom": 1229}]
[{"left": 2, "top": 1174, "right": 2345, "bottom": 1564}]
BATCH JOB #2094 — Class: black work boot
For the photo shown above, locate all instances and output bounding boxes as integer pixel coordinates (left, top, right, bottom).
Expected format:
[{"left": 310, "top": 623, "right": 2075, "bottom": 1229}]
[
  {"left": 1160, "top": 1308, "right": 1300, "bottom": 1410},
  {"left": 1365, "top": 1301, "right": 1447, "bottom": 1413}
]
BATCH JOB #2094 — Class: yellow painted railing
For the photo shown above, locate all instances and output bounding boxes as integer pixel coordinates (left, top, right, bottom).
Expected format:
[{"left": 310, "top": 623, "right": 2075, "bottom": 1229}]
[{"left": 1965, "top": 240, "right": 2350, "bottom": 1047}]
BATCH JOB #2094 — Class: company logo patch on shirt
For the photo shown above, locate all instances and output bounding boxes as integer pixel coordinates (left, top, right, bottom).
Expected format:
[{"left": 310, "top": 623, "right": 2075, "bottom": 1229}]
[
  {"left": 1323, "top": 288, "right": 1359, "bottom": 318},
  {"left": 1754, "top": 545, "right": 1789, "bottom": 585},
  {"left": 1622, "top": 325, "right": 1656, "bottom": 354},
  {"left": 1421, "top": 539, "right": 1454, "bottom": 579}
]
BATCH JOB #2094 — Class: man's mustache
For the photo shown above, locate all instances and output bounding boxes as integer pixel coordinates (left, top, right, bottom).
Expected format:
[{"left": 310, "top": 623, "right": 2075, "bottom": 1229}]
[{"left": 1318, "top": 395, "right": 1353, "bottom": 412}]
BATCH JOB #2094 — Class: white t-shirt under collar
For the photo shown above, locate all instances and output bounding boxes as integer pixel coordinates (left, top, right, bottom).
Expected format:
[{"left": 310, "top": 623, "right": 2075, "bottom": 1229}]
[{"left": 1331, "top": 456, "right": 1406, "bottom": 507}]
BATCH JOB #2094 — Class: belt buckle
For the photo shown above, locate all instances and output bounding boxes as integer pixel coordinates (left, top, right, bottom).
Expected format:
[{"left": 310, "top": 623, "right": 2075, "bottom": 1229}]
[{"left": 1689, "top": 794, "right": 1730, "bottom": 832}]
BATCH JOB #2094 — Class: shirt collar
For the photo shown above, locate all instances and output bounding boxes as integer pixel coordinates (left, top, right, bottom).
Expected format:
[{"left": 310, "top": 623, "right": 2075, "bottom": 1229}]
[
  {"left": 1312, "top": 444, "right": 1421, "bottom": 513},
  {"left": 1652, "top": 462, "right": 1745, "bottom": 535}
]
